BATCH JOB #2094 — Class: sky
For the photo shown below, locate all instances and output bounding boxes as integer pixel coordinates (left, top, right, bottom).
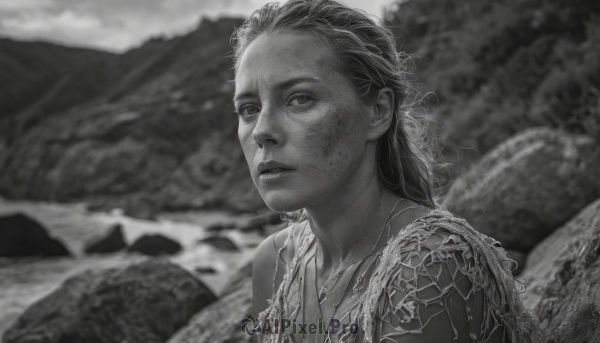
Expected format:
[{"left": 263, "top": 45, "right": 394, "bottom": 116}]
[{"left": 0, "top": 0, "right": 398, "bottom": 52}]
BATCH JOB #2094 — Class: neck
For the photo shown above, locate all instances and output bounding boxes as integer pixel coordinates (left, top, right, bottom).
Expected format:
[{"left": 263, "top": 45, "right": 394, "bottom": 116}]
[{"left": 304, "top": 171, "right": 401, "bottom": 274}]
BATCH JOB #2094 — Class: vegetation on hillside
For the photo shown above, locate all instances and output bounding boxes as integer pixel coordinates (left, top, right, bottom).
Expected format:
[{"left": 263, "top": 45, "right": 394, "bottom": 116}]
[
  {"left": 0, "top": 18, "right": 261, "bottom": 214},
  {"left": 385, "top": 0, "right": 599, "bottom": 172},
  {"left": 0, "top": 39, "right": 114, "bottom": 119}
]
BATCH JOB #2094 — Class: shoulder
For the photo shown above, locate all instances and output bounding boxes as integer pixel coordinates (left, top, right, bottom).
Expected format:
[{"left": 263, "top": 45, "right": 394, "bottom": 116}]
[
  {"left": 252, "top": 222, "right": 301, "bottom": 286},
  {"left": 253, "top": 224, "right": 292, "bottom": 267},
  {"left": 380, "top": 209, "right": 482, "bottom": 268},
  {"left": 252, "top": 221, "right": 308, "bottom": 316},
  {"left": 387, "top": 208, "right": 510, "bottom": 262},
  {"left": 361, "top": 209, "right": 539, "bottom": 343}
]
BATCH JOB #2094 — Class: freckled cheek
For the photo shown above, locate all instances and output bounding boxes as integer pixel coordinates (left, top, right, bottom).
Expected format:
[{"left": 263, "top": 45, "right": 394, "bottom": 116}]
[{"left": 299, "top": 112, "right": 355, "bottom": 176}]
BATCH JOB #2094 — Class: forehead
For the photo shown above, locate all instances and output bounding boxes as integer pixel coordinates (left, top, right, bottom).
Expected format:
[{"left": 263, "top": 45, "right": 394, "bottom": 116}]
[{"left": 235, "top": 32, "right": 342, "bottom": 90}]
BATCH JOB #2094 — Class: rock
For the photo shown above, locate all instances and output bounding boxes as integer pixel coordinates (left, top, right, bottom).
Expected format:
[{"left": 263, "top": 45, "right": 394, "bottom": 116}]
[
  {"left": 243, "top": 242, "right": 260, "bottom": 248},
  {"left": 3, "top": 258, "right": 217, "bottom": 343},
  {"left": 220, "top": 261, "right": 252, "bottom": 297},
  {"left": 444, "top": 127, "right": 600, "bottom": 253},
  {"left": 0, "top": 213, "right": 70, "bottom": 257},
  {"left": 194, "top": 267, "right": 217, "bottom": 274},
  {"left": 237, "top": 220, "right": 264, "bottom": 234},
  {"left": 83, "top": 223, "right": 127, "bottom": 254},
  {"left": 527, "top": 198, "right": 600, "bottom": 270},
  {"left": 531, "top": 210, "right": 600, "bottom": 342},
  {"left": 123, "top": 194, "right": 161, "bottom": 220},
  {"left": 168, "top": 277, "right": 252, "bottom": 343},
  {"left": 205, "top": 222, "right": 236, "bottom": 233},
  {"left": 519, "top": 198, "right": 600, "bottom": 310},
  {"left": 197, "top": 235, "right": 239, "bottom": 251},
  {"left": 128, "top": 234, "right": 182, "bottom": 256}
]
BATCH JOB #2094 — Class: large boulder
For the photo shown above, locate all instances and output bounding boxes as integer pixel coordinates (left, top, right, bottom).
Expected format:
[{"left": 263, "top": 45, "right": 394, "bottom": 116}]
[
  {"left": 3, "top": 259, "right": 217, "bottom": 343},
  {"left": 83, "top": 223, "right": 127, "bottom": 254},
  {"left": 444, "top": 127, "right": 600, "bottom": 253},
  {"left": 527, "top": 200, "right": 600, "bottom": 342},
  {"left": 0, "top": 213, "right": 70, "bottom": 257},
  {"left": 519, "top": 198, "right": 600, "bottom": 310},
  {"left": 128, "top": 234, "right": 182, "bottom": 256},
  {"left": 168, "top": 277, "right": 252, "bottom": 343}
]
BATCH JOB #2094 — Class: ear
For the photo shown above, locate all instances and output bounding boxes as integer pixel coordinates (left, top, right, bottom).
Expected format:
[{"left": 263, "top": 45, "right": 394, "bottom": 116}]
[{"left": 366, "top": 87, "right": 395, "bottom": 141}]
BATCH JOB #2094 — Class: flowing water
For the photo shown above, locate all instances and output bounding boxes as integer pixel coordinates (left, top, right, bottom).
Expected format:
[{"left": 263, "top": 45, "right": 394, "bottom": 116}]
[{"left": 0, "top": 198, "right": 263, "bottom": 337}]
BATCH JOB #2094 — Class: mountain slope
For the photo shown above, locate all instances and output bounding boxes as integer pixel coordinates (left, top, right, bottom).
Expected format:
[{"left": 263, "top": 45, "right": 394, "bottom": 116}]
[
  {"left": 385, "top": 0, "right": 600, "bottom": 172},
  {"left": 0, "top": 38, "right": 115, "bottom": 119},
  {"left": 0, "top": 18, "right": 263, "bottom": 214}
]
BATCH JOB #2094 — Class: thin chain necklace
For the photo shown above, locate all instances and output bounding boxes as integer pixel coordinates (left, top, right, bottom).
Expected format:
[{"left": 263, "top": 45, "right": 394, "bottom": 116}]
[{"left": 300, "top": 199, "right": 416, "bottom": 340}]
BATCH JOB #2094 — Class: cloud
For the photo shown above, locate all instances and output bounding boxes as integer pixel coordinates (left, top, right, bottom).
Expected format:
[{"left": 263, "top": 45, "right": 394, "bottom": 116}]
[
  {"left": 0, "top": 0, "right": 395, "bottom": 52},
  {"left": 0, "top": 0, "right": 52, "bottom": 11}
]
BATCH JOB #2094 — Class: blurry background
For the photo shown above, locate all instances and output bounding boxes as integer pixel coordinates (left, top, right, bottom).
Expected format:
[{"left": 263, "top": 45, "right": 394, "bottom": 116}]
[
  {"left": 0, "top": 0, "right": 599, "bottom": 342},
  {"left": 0, "top": 0, "right": 395, "bottom": 52}
]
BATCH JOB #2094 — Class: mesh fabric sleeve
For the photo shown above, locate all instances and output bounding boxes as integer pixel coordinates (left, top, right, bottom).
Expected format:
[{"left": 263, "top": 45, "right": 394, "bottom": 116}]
[{"left": 359, "top": 211, "right": 543, "bottom": 343}]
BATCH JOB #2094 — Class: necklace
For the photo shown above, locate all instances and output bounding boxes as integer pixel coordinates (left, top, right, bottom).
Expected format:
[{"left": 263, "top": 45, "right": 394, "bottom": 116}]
[
  {"left": 307, "top": 202, "right": 423, "bottom": 342},
  {"left": 351, "top": 205, "right": 420, "bottom": 294},
  {"left": 300, "top": 199, "right": 413, "bottom": 340}
]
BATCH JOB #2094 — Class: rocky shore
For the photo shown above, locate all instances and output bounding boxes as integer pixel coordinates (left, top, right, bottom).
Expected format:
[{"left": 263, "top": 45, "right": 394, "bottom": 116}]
[
  {"left": 2, "top": 126, "right": 600, "bottom": 342},
  {"left": 0, "top": 199, "right": 269, "bottom": 340},
  {"left": 1, "top": 0, "right": 598, "bottom": 341}
]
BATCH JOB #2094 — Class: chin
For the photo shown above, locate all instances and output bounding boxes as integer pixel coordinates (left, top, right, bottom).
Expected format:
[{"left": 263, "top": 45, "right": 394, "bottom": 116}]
[{"left": 259, "top": 189, "right": 306, "bottom": 213}]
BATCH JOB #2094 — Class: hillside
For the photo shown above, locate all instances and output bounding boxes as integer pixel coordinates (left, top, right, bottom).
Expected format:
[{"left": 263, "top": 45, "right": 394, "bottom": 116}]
[
  {"left": 0, "top": 18, "right": 263, "bottom": 215},
  {"left": 0, "top": 0, "right": 598, "bottom": 214},
  {"left": 0, "top": 38, "right": 114, "bottom": 119},
  {"left": 385, "top": 0, "right": 600, "bottom": 175}
]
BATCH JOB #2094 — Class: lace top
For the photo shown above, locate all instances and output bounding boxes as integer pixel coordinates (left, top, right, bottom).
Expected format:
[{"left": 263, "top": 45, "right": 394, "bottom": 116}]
[{"left": 258, "top": 210, "right": 542, "bottom": 343}]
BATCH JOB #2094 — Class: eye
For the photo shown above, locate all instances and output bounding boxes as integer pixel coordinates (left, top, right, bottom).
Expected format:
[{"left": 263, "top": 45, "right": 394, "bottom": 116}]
[
  {"left": 289, "top": 94, "right": 313, "bottom": 106},
  {"left": 237, "top": 104, "right": 260, "bottom": 117}
]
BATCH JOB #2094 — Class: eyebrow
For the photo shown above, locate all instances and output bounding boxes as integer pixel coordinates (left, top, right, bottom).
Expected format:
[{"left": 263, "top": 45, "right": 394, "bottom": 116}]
[{"left": 233, "top": 77, "right": 321, "bottom": 102}]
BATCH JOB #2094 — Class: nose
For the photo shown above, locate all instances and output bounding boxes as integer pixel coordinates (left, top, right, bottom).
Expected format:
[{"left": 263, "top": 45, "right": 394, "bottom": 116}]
[{"left": 252, "top": 106, "right": 283, "bottom": 149}]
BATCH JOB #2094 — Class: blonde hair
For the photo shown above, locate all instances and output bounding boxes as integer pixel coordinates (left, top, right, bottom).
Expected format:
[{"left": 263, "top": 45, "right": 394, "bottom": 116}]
[{"left": 232, "top": 0, "right": 439, "bottom": 218}]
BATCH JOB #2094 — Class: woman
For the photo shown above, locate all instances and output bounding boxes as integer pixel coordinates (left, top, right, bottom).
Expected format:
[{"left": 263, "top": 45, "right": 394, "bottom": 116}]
[{"left": 232, "top": 1, "right": 541, "bottom": 342}]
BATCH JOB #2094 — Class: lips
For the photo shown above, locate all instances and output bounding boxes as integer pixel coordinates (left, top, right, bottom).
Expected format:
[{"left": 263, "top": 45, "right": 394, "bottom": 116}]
[
  {"left": 263, "top": 167, "right": 291, "bottom": 173},
  {"left": 257, "top": 161, "right": 295, "bottom": 175}
]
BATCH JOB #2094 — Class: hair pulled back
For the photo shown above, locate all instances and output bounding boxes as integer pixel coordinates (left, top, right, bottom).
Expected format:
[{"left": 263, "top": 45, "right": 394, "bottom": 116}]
[{"left": 231, "top": 0, "right": 438, "bottom": 213}]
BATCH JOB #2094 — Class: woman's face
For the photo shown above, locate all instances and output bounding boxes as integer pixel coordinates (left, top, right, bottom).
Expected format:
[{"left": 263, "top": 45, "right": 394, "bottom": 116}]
[{"left": 235, "top": 32, "right": 372, "bottom": 212}]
